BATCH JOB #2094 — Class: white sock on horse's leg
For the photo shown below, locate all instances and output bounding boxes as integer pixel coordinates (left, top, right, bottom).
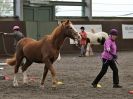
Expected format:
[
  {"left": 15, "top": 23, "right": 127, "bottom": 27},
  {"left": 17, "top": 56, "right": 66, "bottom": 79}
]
[
  {"left": 85, "top": 43, "right": 90, "bottom": 56},
  {"left": 23, "top": 71, "right": 28, "bottom": 84},
  {"left": 90, "top": 46, "right": 94, "bottom": 55},
  {"left": 13, "top": 74, "right": 19, "bottom": 87},
  {"left": 85, "top": 50, "right": 89, "bottom": 56},
  {"left": 49, "top": 65, "right": 57, "bottom": 88},
  {"left": 57, "top": 53, "right": 61, "bottom": 61},
  {"left": 52, "top": 76, "right": 58, "bottom": 88}
]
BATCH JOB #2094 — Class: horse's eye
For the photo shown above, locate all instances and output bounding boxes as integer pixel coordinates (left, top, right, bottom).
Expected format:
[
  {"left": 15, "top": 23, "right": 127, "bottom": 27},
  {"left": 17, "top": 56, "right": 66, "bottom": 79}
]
[{"left": 69, "top": 27, "right": 72, "bottom": 29}]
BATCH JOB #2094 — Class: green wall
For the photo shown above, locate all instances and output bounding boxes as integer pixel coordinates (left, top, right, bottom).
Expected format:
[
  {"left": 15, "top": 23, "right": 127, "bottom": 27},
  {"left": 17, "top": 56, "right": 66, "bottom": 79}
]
[
  {"left": 25, "top": 22, "right": 37, "bottom": 39},
  {"left": 24, "top": 5, "right": 57, "bottom": 40},
  {"left": 25, "top": 21, "right": 58, "bottom": 40},
  {"left": 23, "top": 6, "right": 54, "bottom": 22}
]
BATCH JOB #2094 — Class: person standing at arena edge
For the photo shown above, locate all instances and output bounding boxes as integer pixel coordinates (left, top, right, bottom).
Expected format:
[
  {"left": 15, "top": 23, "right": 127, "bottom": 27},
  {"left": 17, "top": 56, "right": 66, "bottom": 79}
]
[
  {"left": 3, "top": 26, "right": 24, "bottom": 51},
  {"left": 92, "top": 29, "right": 122, "bottom": 88},
  {"left": 79, "top": 26, "right": 87, "bottom": 57}
]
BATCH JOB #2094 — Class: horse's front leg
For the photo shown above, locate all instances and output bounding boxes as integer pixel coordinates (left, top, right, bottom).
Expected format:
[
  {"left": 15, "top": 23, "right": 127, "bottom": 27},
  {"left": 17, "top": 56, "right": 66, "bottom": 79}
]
[
  {"left": 49, "top": 64, "right": 58, "bottom": 88},
  {"left": 41, "top": 61, "right": 57, "bottom": 88},
  {"left": 40, "top": 65, "right": 48, "bottom": 88}
]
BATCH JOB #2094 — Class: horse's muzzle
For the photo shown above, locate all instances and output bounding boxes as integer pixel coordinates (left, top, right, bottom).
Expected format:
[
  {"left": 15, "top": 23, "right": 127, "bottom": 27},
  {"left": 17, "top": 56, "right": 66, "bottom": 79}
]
[
  {"left": 73, "top": 32, "right": 81, "bottom": 41},
  {"left": 76, "top": 35, "right": 81, "bottom": 41}
]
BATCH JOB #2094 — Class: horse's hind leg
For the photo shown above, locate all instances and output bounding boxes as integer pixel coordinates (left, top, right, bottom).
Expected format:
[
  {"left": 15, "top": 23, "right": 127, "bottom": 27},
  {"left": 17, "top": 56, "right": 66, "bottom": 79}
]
[
  {"left": 86, "top": 43, "right": 94, "bottom": 56},
  {"left": 13, "top": 56, "right": 23, "bottom": 87},
  {"left": 21, "top": 59, "right": 32, "bottom": 84},
  {"left": 56, "top": 53, "right": 61, "bottom": 61}
]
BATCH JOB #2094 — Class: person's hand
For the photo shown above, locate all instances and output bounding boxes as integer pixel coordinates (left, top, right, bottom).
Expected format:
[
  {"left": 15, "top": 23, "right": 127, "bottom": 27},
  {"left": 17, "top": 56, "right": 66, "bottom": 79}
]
[
  {"left": 4, "top": 33, "right": 7, "bottom": 35},
  {"left": 112, "top": 54, "right": 118, "bottom": 60}
]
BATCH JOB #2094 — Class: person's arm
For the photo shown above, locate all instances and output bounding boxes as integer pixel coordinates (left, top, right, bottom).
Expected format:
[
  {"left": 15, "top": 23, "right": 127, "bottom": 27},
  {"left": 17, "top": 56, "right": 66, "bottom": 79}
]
[
  {"left": 105, "top": 40, "right": 111, "bottom": 52},
  {"left": 109, "top": 52, "right": 117, "bottom": 59},
  {"left": 4, "top": 33, "right": 8, "bottom": 35},
  {"left": 79, "top": 32, "right": 83, "bottom": 38},
  {"left": 0, "top": 32, "right": 4, "bottom": 35},
  {"left": 4, "top": 32, "right": 15, "bottom": 36},
  {"left": 82, "top": 32, "right": 87, "bottom": 39},
  {"left": 84, "top": 32, "right": 87, "bottom": 39},
  {"left": 105, "top": 40, "right": 117, "bottom": 59},
  {"left": 0, "top": 32, "right": 15, "bottom": 36}
]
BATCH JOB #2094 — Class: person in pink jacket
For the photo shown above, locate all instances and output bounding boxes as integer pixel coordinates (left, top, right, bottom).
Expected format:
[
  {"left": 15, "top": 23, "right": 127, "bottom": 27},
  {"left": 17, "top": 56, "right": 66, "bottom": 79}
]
[
  {"left": 92, "top": 29, "right": 122, "bottom": 88},
  {"left": 79, "top": 26, "right": 87, "bottom": 57}
]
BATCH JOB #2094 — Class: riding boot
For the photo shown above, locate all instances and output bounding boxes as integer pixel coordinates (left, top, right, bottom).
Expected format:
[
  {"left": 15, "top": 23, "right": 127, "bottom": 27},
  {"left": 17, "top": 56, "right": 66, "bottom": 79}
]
[{"left": 113, "top": 84, "right": 122, "bottom": 88}]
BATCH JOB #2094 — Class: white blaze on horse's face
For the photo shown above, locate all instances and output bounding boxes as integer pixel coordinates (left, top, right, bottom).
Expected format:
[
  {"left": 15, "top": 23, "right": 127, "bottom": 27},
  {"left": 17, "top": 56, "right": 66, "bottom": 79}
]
[
  {"left": 70, "top": 24, "right": 81, "bottom": 40},
  {"left": 70, "top": 24, "right": 78, "bottom": 32}
]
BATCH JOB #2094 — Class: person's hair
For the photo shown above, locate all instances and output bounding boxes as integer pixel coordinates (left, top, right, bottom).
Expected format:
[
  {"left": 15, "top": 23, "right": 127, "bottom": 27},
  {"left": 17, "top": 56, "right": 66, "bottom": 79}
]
[
  {"left": 14, "top": 29, "right": 19, "bottom": 31},
  {"left": 80, "top": 26, "right": 85, "bottom": 30}
]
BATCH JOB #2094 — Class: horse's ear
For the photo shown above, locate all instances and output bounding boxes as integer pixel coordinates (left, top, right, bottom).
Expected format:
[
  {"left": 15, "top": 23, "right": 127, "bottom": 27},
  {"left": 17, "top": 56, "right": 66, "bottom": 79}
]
[
  {"left": 58, "top": 21, "right": 61, "bottom": 25},
  {"left": 65, "top": 20, "right": 70, "bottom": 25}
]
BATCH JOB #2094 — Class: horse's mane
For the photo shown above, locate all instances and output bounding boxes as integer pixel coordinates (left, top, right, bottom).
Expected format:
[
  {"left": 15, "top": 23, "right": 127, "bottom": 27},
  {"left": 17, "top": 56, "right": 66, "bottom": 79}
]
[
  {"left": 51, "top": 20, "right": 71, "bottom": 38},
  {"left": 41, "top": 20, "right": 70, "bottom": 41},
  {"left": 51, "top": 23, "right": 63, "bottom": 39},
  {"left": 39, "top": 24, "right": 62, "bottom": 43}
]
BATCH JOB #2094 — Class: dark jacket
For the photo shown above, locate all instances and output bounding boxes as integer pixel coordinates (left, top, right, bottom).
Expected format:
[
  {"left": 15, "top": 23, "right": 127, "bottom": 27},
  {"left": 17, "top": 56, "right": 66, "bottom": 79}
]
[{"left": 8, "top": 31, "right": 24, "bottom": 45}]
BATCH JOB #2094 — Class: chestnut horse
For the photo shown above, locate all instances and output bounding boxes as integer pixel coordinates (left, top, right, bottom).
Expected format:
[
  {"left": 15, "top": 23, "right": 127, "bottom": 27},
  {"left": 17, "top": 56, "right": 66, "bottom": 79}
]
[{"left": 6, "top": 20, "right": 80, "bottom": 88}]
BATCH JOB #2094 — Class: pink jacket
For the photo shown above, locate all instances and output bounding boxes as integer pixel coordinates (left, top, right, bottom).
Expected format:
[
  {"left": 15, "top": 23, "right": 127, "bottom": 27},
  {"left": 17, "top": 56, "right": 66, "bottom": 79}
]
[
  {"left": 79, "top": 31, "right": 87, "bottom": 45},
  {"left": 101, "top": 36, "right": 117, "bottom": 60}
]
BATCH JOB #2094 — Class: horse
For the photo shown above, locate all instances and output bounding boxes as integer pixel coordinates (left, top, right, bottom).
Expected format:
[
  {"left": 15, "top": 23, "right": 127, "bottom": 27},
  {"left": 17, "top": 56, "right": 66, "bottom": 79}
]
[
  {"left": 57, "top": 31, "right": 108, "bottom": 60},
  {"left": 6, "top": 20, "right": 80, "bottom": 88},
  {"left": 85, "top": 31, "right": 109, "bottom": 56}
]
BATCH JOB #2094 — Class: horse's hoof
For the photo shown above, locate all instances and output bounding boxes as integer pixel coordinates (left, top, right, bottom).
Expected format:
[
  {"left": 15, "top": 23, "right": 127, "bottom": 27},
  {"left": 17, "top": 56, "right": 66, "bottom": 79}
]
[
  {"left": 52, "top": 85, "right": 57, "bottom": 90},
  {"left": 13, "top": 82, "right": 19, "bottom": 87},
  {"left": 23, "top": 82, "right": 29, "bottom": 86},
  {"left": 23, "top": 82, "right": 28, "bottom": 84},
  {"left": 23, "top": 79, "right": 28, "bottom": 84},
  {"left": 13, "top": 80, "right": 19, "bottom": 87},
  {"left": 13, "top": 84, "right": 18, "bottom": 87},
  {"left": 52, "top": 84, "right": 57, "bottom": 88},
  {"left": 40, "top": 85, "right": 45, "bottom": 89}
]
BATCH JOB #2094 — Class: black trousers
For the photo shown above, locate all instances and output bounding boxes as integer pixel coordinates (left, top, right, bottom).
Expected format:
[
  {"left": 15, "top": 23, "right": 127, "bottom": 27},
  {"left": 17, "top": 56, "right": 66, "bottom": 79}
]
[{"left": 92, "top": 58, "right": 119, "bottom": 85}]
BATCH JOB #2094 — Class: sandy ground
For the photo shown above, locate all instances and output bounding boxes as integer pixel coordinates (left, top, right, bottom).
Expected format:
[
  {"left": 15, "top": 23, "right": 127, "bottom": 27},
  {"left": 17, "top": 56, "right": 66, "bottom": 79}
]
[{"left": 0, "top": 51, "right": 133, "bottom": 99}]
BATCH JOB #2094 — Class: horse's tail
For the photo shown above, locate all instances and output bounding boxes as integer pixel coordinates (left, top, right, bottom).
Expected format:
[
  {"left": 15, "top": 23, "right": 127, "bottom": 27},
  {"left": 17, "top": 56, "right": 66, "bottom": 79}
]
[
  {"left": 6, "top": 38, "right": 27, "bottom": 66},
  {"left": 6, "top": 53, "right": 16, "bottom": 66}
]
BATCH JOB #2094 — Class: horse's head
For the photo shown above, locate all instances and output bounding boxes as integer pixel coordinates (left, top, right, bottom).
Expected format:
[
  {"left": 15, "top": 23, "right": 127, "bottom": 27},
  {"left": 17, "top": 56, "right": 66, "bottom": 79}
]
[{"left": 61, "top": 20, "right": 81, "bottom": 41}]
